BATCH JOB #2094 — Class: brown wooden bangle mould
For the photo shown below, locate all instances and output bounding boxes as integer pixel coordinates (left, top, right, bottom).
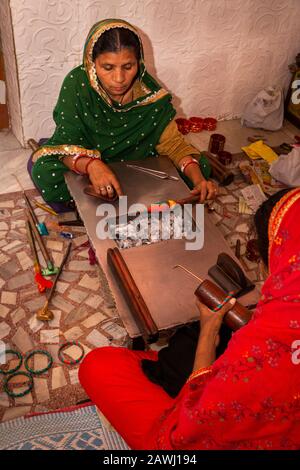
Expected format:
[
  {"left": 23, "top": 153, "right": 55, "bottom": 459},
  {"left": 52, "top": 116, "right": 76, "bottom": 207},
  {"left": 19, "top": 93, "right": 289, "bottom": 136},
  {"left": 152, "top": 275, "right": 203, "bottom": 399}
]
[{"left": 195, "top": 279, "right": 252, "bottom": 331}]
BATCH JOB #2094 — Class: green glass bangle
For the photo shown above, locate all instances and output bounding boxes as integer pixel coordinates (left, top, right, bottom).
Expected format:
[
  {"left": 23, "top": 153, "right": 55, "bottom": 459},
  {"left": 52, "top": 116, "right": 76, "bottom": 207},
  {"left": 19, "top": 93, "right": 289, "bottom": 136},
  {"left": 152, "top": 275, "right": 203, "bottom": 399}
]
[
  {"left": 4, "top": 371, "right": 33, "bottom": 398},
  {"left": 0, "top": 349, "right": 22, "bottom": 375},
  {"left": 24, "top": 350, "right": 53, "bottom": 375}
]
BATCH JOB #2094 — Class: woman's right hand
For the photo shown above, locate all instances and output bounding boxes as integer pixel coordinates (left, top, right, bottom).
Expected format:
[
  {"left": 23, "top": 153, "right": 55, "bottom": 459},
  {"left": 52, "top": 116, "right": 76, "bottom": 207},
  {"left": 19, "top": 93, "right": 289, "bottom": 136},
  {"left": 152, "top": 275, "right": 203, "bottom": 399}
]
[{"left": 87, "top": 160, "right": 123, "bottom": 199}]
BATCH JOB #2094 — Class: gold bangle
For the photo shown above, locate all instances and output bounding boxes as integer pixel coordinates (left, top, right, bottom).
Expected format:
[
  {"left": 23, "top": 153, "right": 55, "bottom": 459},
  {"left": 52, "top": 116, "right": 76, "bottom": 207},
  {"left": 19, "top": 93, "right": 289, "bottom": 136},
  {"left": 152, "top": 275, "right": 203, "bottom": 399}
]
[{"left": 187, "top": 366, "right": 212, "bottom": 383}]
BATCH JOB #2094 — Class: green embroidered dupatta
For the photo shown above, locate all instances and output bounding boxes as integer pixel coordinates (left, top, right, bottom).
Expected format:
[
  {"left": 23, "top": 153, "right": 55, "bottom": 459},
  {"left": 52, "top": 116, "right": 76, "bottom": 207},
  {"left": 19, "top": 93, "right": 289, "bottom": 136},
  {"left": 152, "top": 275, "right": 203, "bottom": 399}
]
[{"left": 33, "top": 19, "right": 176, "bottom": 165}]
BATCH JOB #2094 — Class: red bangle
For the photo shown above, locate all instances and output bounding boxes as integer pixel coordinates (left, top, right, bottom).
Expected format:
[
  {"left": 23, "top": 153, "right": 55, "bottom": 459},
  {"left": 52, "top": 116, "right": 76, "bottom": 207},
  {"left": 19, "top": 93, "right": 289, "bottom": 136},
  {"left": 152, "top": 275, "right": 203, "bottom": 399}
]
[
  {"left": 182, "top": 160, "right": 198, "bottom": 175},
  {"left": 72, "top": 154, "right": 87, "bottom": 175},
  {"left": 85, "top": 158, "right": 98, "bottom": 175}
]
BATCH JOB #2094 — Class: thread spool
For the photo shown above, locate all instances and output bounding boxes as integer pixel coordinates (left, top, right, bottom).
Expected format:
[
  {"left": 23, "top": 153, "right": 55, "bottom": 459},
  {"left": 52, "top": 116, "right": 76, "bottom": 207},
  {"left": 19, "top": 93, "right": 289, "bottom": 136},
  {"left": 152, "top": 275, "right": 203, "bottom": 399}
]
[{"left": 194, "top": 279, "right": 252, "bottom": 331}]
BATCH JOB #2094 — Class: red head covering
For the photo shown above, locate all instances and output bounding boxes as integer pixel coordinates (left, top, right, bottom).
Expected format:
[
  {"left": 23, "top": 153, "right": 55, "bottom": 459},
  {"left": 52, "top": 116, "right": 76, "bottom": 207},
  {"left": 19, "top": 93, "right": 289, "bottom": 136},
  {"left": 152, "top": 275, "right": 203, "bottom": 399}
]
[{"left": 156, "top": 188, "right": 300, "bottom": 450}]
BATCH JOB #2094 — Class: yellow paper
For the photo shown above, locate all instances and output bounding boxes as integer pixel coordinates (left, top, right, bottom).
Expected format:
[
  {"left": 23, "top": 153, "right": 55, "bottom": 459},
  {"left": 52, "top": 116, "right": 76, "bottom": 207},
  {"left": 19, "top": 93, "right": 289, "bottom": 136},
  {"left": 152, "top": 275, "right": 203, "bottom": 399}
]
[{"left": 241, "top": 140, "right": 278, "bottom": 163}]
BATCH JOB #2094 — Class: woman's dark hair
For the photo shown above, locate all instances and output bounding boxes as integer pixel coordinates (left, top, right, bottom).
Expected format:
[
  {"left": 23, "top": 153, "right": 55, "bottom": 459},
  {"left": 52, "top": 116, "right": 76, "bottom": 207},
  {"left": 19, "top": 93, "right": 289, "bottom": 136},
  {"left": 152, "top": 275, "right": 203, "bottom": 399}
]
[
  {"left": 92, "top": 27, "right": 141, "bottom": 62},
  {"left": 254, "top": 188, "right": 291, "bottom": 267}
]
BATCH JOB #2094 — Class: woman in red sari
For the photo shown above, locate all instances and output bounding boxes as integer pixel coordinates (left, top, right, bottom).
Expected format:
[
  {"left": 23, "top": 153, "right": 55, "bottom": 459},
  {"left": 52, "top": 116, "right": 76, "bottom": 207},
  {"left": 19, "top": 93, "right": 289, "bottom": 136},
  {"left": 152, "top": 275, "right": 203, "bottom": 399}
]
[{"left": 79, "top": 188, "right": 300, "bottom": 450}]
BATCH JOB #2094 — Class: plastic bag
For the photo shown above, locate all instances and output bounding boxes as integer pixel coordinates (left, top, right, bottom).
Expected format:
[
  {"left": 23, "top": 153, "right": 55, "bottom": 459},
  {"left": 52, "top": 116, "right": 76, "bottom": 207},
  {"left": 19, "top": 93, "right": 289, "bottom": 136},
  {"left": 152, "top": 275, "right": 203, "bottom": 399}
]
[
  {"left": 269, "top": 146, "right": 300, "bottom": 187},
  {"left": 241, "top": 86, "right": 284, "bottom": 131}
]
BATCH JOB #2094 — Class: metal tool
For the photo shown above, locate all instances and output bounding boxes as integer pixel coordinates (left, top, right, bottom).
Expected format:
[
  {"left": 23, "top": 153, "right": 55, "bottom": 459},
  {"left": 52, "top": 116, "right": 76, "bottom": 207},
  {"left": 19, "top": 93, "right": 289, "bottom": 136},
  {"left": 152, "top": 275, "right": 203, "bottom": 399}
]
[
  {"left": 37, "top": 242, "right": 72, "bottom": 321},
  {"left": 126, "top": 164, "right": 179, "bottom": 181},
  {"left": 26, "top": 220, "right": 53, "bottom": 293},
  {"left": 12, "top": 174, "right": 48, "bottom": 235},
  {"left": 26, "top": 209, "right": 58, "bottom": 276},
  {"left": 173, "top": 264, "right": 203, "bottom": 282}
]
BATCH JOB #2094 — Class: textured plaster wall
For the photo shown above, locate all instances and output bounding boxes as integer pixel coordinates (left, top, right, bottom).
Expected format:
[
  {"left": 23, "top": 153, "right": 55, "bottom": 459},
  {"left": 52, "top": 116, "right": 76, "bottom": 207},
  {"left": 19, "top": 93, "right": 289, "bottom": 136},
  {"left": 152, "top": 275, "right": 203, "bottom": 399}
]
[
  {"left": 0, "top": 0, "right": 23, "bottom": 143},
  {"left": 6, "top": 0, "right": 300, "bottom": 145}
]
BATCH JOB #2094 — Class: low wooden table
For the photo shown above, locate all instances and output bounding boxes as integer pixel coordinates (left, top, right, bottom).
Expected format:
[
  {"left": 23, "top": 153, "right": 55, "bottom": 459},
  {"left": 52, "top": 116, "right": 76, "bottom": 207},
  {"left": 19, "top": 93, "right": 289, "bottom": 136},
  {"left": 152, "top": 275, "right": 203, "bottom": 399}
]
[{"left": 65, "top": 156, "right": 259, "bottom": 342}]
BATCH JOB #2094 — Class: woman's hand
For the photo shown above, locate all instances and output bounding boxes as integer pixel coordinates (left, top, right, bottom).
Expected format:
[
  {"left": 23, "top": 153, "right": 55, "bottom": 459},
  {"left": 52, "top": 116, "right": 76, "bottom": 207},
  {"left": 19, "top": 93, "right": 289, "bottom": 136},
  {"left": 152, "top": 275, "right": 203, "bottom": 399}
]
[
  {"left": 192, "top": 298, "right": 236, "bottom": 371},
  {"left": 197, "top": 297, "right": 236, "bottom": 347},
  {"left": 87, "top": 160, "right": 123, "bottom": 199},
  {"left": 190, "top": 180, "right": 218, "bottom": 203}
]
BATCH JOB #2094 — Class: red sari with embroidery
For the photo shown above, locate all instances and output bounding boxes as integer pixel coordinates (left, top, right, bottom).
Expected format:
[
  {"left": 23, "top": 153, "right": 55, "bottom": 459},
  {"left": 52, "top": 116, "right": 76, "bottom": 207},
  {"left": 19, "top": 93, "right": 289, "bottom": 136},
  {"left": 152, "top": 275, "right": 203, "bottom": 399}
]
[{"left": 155, "top": 188, "right": 300, "bottom": 450}]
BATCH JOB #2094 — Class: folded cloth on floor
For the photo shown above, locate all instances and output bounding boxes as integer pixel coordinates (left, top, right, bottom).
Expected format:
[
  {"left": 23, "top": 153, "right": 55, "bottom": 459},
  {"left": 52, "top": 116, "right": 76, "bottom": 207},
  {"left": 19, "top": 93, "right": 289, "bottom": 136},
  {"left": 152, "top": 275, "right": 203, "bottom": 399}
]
[{"left": 241, "top": 140, "right": 278, "bottom": 163}]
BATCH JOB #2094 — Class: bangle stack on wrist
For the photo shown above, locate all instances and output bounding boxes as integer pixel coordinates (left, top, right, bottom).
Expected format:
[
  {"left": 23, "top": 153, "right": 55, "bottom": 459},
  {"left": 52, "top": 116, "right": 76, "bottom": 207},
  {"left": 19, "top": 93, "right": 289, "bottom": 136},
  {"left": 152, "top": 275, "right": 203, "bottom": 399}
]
[
  {"left": 72, "top": 155, "right": 99, "bottom": 175},
  {"left": 180, "top": 158, "right": 199, "bottom": 175},
  {"left": 72, "top": 154, "right": 87, "bottom": 175}
]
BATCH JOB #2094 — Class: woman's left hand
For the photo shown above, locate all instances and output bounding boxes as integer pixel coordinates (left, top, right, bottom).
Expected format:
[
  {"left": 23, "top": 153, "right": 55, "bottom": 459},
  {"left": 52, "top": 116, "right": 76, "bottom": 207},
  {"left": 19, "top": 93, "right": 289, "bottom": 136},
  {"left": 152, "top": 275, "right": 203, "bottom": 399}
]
[
  {"left": 196, "top": 297, "right": 236, "bottom": 346},
  {"left": 190, "top": 180, "right": 218, "bottom": 203}
]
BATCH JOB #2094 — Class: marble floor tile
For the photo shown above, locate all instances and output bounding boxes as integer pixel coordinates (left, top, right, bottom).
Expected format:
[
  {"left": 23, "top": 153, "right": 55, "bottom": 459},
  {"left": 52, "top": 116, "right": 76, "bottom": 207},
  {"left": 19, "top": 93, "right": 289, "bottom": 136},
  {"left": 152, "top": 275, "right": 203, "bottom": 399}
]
[
  {"left": 2, "top": 406, "right": 32, "bottom": 422},
  {"left": 84, "top": 294, "right": 103, "bottom": 309},
  {"left": 0, "top": 321, "right": 11, "bottom": 340},
  {"left": 86, "top": 329, "right": 110, "bottom": 348},
  {"left": 2, "top": 240, "right": 23, "bottom": 252},
  {"left": 51, "top": 295, "right": 74, "bottom": 314},
  {"left": 56, "top": 281, "right": 69, "bottom": 294},
  {"left": 79, "top": 273, "right": 100, "bottom": 292},
  {"left": 48, "top": 310, "right": 62, "bottom": 328},
  {"left": 52, "top": 251, "right": 64, "bottom": 266},
  {"left": 64, "top": 304, "right": 90, "bottom": 326},
  {"left": 102, "top": 322, "right": 127, "bottom": 340},
  {"left": 67, "top": 288, "right": 89, "bottom": 304},
  {"left": 1, "top": 290, "right": 17, "bottom": 305},
  {"left": 28, "top": 315, "right": 44, "bottom": 333},
  {"left": 24, "top": 297, "right": 46, "bottom": 312},
  {"left": 82, "top": 311, "right": 107, "bottom": 329},
  {"left": 64, "top": 326, "right": 84, "bottom": 341},
  {"left": 52, "top": 366, "right": 67, "bottom": 390},
  {"left": 0, "top": 392, "right": 10, "bottom": 408},
  {"left": 14, "top": 389, "right": 34, "bottom": 405},
  {"left": 33, "top": 377, "right": 50, "bottom": 403},
  {"left": 0, "top": 305, "right": 10, "bottom": 318},
  {"left": 10, "top": 307, "right": 26, "bottom": 324},
  {"left": 12, "top": 327, "right": 35, "bottom": 352},
  {"left": 69, "top": 368, "right": 79, "bottom": 385},
  {"left": 46, "top": 240, "right": 64, "bottom": 252},
  {"left": 40, "top": 329, "right": 60, "bottom": 344},
  {"left": 16, "top": 251, "right": 33, "bottom": 270}
]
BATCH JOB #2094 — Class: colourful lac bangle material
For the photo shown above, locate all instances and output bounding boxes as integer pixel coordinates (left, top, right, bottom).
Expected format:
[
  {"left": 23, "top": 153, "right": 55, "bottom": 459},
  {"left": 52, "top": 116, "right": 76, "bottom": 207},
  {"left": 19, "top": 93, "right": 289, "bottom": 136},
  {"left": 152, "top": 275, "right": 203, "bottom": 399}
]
[
  {"left": 24, "top": 350, "right": 53, "bottom": 375},
  {"left": 4, "top": 371, "right": 34, "bottom": 398},
  {"left": 58, "top": 341, "right": 85, "bottom": 365},
  {"left": 212, "top": 291, "right": 235, "bottom": 312},
  {"left": 0, "top": 349, "right": 22, "bottom": 375},
  {"left": 187, "top": 366, "right": 212, "bottom": 383}
]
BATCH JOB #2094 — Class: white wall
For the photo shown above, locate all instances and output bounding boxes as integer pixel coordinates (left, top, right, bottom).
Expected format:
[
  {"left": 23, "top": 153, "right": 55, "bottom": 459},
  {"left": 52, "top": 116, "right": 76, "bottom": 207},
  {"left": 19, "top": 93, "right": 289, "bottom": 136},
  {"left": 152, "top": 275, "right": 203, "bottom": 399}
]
[{"left": 6, "top": 0, "right": 300, "bottom": 145}]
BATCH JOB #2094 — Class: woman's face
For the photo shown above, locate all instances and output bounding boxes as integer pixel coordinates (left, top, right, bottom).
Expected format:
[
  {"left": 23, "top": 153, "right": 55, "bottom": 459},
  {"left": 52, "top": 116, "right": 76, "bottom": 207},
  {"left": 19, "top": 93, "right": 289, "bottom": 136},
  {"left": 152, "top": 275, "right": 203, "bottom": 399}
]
[{"left": 95, "top": 48, "right": 138, "bottom": 100}]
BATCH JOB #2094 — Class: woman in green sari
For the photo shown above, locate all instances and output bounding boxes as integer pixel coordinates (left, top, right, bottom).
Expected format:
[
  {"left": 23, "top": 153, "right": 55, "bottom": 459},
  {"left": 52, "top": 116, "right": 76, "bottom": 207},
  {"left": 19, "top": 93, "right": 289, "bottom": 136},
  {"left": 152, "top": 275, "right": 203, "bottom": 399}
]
[{"left": 30, "top": 19, "right": 217, "bottom": 205}]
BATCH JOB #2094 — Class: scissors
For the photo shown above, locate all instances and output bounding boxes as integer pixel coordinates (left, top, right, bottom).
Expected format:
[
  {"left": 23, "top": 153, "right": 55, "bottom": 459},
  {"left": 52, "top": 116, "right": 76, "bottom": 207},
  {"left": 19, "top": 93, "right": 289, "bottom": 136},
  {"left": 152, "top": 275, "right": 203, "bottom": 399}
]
[{"left": 126, "top": 164, "right": 179, "bottom": 181}]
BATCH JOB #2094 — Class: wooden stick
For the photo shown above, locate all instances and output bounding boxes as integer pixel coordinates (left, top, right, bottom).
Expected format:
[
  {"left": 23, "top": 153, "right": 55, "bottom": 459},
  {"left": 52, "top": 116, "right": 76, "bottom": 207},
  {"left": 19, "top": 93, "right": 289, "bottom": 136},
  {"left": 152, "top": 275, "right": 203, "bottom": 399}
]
[
  {"left": 47, "top": 242, "right": 72, "bottom": 303},
  {"left": 26, "top": 209, "right": 54, "bottom": 269},
  {"left": 107, "top": 247, "right": 158, "bottom": 342}
]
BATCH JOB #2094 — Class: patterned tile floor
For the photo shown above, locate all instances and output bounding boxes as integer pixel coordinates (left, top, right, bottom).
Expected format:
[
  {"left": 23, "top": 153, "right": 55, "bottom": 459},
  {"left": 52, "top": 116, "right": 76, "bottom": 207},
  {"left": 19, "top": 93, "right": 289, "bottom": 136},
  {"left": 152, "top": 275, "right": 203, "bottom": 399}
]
[{"left": 0, "top": 189, "right": 128, "bottom": 422}]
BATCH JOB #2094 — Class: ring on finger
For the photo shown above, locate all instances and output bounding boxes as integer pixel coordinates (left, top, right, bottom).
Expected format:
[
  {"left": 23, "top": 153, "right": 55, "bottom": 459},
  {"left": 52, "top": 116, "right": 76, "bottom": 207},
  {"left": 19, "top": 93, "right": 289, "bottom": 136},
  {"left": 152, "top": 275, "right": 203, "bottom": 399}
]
[{"left": 106, "top": 185, "right": 112, "bottom": 191}]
